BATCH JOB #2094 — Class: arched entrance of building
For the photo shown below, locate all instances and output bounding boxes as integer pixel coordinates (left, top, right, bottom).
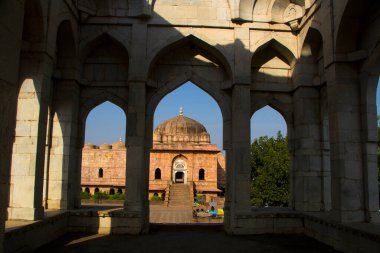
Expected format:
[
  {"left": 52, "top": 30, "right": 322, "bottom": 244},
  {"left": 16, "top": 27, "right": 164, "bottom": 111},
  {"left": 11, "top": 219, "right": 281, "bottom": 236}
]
[
  {"left": 145, "top": 35, "right": 234, "bottom": 227},
  {"left": 174, "top": 172, "right": 184, "bottom": 183},
  {"left": 172, "top": 156, "right": 187, "bottom": 184}
]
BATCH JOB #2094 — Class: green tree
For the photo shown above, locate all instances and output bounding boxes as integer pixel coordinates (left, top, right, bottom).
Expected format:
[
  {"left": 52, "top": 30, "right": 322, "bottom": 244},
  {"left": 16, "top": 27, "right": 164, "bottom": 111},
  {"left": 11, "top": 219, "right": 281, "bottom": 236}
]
[{"left": 250, "top": 132, "right": 289, "bottom": 207}]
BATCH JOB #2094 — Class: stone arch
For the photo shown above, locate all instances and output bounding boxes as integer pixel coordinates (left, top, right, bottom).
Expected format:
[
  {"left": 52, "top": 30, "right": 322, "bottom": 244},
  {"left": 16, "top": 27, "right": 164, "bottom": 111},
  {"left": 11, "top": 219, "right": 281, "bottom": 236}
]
[
  {"left": 80, "top": 33, "right": 130, "bottom": 84},
  {"left": 172, "top": 155, "right": 188, "bottom": 183},
  {"left": 80, "top": 97, "right": 126, "bottom": 134},
  {"left": 55, "top": 20, "right": 77, "bottom": 73},
  {"left": 80, "top": 92, "right": 128, "bottom": 123},
  {"left": 300, "top": 27, "right": 323, "bottom": 62},
  {"left": 251, "top": 38, "right": 296, "bottom": 85},
  {"left": 250, "top": 103, "right": 291, "bottom": 207},
  {"left": 295, "top": 27, "right": 324, "bottom": 85},
  {"left": 22, "top": 0, "right": 45, "bottom": 51},
  {"left": 250, "top": 100, "right": 292, "bottom": 131},
  {"left": 146, "top": 74, "right": 231, "bottom": 150},
  {"left": 80, "top": 31, "right": 130, "bottom": 60},
  {"left": 335, "top": 0, "right": 375, "bottom": 54},
  {"left": 253, "top": 38, "right": 296, "bottom": 67},
  {"left": 147, "top": 34, "right": 233, "bottom": 80}
]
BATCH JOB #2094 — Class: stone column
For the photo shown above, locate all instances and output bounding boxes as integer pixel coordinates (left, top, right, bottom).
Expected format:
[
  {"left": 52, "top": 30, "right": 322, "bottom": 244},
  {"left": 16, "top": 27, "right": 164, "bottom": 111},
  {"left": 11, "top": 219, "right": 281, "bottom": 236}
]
[
  {"left": 0, "top": 1, "right": 24, "bottom": 251},
  {"left": 320, "top": 87, "right": 332, "bottom": 211},
  {"left": 8, "top": 54, "right": 53, "bottom": 220},
  {"left": 225, "top": 84, "right": 252, "bottom": 232},
  {"left": 292, "top": 87, "right": 324, "bottom": 211},
  {"left": 46, "top": 81, "right": 80, "bottom": 209},
  {"left": 326, "top": 63, "right": 365, "bottom": 222},
  {"left": 124, "top": 81, "right": 149, "bottom": 233}
]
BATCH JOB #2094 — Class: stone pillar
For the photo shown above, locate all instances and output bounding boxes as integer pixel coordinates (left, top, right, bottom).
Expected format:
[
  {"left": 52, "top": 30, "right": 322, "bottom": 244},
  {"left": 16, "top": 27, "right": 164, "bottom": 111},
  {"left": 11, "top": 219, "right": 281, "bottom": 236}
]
[
  {"left": 292, "top": 87, "right": 324, "bottom": 211},
  {"left": 124, "top": 81, "right": 149, "bottom": 233},
  {"left": 225, "top": 84, "right": 251, "bottom": 232},
  {"left": 320, "top": 87, "right": 332, "bottom": 211},
  {"left": 359, "top": 73, "right": 380, "bottom": 222},
  {"left": 46, "top": 81, "right": 80, "bottom": 209},
  {"left": 0, "top": 1, "right": 24, "bottom": 251},
  {"left": 326, "top": 63, "right": 365, "bottom": 222},
  {"left": 7, "top": 54, "right": 52, "bottom": 220}
]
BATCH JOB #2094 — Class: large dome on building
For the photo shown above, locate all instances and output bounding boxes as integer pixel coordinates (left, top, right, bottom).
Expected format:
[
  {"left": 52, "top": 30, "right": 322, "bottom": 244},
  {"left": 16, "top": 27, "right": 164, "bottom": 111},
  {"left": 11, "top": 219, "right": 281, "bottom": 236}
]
[{"left": 153, "top": 110, "right": 210, "bottom": 144}]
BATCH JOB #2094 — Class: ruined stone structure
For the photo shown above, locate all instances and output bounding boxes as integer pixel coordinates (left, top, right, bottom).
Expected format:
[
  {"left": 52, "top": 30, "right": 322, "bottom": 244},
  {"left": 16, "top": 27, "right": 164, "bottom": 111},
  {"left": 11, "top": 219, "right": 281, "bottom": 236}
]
[
  {"left": 81, "top": 113, "right": 226, "bottom": 201},
  {"left": 1, "top": 0, "right": 380, "bottom": 252},
  {"left": 81, "top": 142, "right": 127, "bottom": 195}
]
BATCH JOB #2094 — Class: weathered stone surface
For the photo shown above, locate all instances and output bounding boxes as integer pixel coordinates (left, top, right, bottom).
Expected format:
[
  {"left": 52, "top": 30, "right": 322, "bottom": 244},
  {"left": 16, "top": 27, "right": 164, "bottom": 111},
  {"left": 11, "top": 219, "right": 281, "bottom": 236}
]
[{"left": 0, "top": 0, "right": 380, "bottom": 252}]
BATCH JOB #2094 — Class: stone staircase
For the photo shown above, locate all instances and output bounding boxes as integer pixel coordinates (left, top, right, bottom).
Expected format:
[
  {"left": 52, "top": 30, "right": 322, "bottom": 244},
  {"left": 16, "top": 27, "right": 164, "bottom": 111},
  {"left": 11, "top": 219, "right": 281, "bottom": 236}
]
[{"left": 168, "top": 184, "right": 193, "bottom": 207}]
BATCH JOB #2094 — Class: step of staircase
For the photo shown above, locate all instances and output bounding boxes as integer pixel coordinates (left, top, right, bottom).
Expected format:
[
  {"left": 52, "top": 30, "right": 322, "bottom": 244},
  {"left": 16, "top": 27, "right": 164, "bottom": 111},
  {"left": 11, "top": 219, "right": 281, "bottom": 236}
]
[{"left": 168, "top": 184, "right": 193, "bottom": 207}]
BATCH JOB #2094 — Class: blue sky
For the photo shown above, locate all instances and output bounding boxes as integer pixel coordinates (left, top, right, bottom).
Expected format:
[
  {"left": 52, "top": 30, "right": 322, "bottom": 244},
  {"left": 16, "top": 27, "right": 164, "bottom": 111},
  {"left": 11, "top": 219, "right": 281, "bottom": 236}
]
[{"left": 85, "top": 80, "right": 380, "bottom": 147}]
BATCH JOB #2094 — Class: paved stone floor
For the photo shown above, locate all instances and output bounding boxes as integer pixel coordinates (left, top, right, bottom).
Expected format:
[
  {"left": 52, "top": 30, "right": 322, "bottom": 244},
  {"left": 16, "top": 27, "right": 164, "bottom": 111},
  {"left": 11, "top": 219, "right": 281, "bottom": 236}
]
[
  {"left": 33, "top": 230, "right": 340, "bottom": 253},
  {"left": 150, "top": 204, "right": 223, "bottom": 224}
]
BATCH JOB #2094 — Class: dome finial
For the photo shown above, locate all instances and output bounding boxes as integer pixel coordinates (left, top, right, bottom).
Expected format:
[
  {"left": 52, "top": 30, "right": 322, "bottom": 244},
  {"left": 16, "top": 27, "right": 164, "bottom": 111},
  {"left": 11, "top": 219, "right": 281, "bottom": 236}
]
[
  {"left": 179, "top": 106, "right": 183, "bottom": 116},
  {"left": 119, "top": 136, "right": 122, "bottom": 142}
]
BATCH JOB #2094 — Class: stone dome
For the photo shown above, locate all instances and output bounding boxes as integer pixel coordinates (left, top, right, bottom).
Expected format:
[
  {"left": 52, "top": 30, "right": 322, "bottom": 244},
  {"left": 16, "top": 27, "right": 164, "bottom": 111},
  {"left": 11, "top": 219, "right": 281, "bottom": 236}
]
[
  {"left": 112, "top": 140, "right": 126, "bottom": 149},
  {"left": 153, "top": 115, "right": 210, "bottom": 144}
]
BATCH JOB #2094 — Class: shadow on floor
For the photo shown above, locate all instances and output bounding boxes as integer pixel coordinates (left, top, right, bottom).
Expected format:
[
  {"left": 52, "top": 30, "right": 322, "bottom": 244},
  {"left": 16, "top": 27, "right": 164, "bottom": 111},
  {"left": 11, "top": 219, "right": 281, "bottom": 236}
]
[{"left": 33, "top": 230, "right": 340, "bottom": 253}]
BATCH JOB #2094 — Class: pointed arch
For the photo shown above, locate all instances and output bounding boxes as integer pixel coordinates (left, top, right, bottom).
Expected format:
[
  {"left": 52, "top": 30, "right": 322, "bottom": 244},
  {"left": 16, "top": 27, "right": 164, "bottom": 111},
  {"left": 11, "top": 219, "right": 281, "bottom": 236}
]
[
  {"left": 296, "top": 27, "right": 324, "bottom": 83},
  {"left": 147, "top": 34, "right": 233, "bottom": 79},
  {"left": 80, "top": 93, "right": 128, "bottom": 125},
  {"left": 253, "top": 38, "right": 296, "bottom": 67},
  {"left": 56, "top": 20, "right": 77, "bottom": 71},
  {"left": 146, "top": 75, "right": 231, "bottom": 150},
  {"left": 300, "top": 27, "right": 323, "bottom": 61},
  {"left": 80, "top": 31, "right": 130, "bottom": 61},
  {"left": 335, "top": 0, "right": 376, "bottom": 54},
  {"left": 81, "top": 32, "right": 129, "bottom": 84},
  {"left": 22, "top": 0, "right": 45, "bottom": 49},
  {"left": 250, "top": 93, "right": 293, "bottom": 127}
]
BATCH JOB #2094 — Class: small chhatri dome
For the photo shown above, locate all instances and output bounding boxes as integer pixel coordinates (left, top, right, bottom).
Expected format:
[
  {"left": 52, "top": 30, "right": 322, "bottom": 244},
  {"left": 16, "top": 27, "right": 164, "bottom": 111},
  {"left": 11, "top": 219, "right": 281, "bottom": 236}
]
[{"left": 153, "top": 107, "right": 210, "bottom": 144}]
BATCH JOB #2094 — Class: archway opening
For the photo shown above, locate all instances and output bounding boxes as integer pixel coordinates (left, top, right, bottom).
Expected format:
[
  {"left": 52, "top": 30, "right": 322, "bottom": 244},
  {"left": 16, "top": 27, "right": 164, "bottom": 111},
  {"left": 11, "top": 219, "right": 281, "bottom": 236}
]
[
  {"left": 81, "top": 101, "right": 126, "bottom": 207},
  {"left": 149, "top": 82, "right": 225, "bottom": 224},
  {"left": 250, "top": 106, "right": 289, "bottom": 208}
]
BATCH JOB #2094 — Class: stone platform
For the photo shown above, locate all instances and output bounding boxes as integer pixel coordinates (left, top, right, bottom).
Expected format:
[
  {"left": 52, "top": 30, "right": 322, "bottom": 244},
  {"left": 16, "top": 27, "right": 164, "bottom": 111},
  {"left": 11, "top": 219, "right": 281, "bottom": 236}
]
[{"left": 32, "top": 230, "right": 339, "bottom": 253}]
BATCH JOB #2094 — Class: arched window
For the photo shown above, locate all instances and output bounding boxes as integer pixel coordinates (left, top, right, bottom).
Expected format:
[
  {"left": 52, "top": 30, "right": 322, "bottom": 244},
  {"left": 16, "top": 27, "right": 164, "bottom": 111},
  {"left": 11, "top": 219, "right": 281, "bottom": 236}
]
[
  {"left": 117, "top": 188, "right": 123, "bottom": 194},
  {"left": 109, "top": 188, "right": 115, "bottom": 195},
  {"left": 85, "top": 187, "right": 90, "bottom": 194},
  {"left": 94, "top": 188, "right": 99, "bottom": 194},
  {"left": 155, "top": 168, "right": 161, "bottom": 179},
  {"left": 199, "top": 168, "right": 205, "bottom": 180},
  {"left": 98, "top": 168, "right": 103, "bottom": 178}
]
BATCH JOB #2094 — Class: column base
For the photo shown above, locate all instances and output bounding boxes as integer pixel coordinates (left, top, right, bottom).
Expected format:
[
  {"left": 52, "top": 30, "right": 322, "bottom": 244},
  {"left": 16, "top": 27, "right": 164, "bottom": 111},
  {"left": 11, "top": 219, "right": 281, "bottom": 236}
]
[
  {"left": 47, "top": 199, "right": 68, "bottom": 210},
  {"left": 7, "top": 206, "right": 44, "bottom": 221},
  {"left": 367, "top": 210, "right": 380, "bottom": 223},
  {"left": 331, "top": 209, "right": 365, "bottom": 223}
]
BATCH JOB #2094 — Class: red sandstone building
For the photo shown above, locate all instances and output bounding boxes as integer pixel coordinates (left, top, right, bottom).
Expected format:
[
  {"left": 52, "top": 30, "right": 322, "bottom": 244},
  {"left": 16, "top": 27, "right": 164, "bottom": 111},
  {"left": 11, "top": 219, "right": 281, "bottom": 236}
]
[{"left": 81, "top": 111, "right": 226, "bottom": 202}]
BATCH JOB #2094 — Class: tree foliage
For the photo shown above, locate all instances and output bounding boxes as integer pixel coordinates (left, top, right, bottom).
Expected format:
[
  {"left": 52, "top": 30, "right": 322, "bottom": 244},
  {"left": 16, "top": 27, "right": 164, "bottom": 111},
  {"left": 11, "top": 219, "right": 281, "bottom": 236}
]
[{"left": 250, "top": 132, "right": 289, "bottom": 207}]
